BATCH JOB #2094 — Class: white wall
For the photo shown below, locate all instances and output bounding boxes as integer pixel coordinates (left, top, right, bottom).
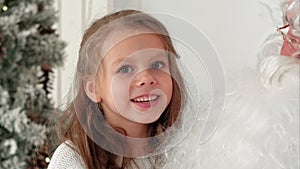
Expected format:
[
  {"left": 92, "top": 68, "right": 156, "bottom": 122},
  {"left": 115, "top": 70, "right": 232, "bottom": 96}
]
[
  {"left": 53, "top": 0, "right": 108, "bottom": 106},
  {"left": 53, "top": 0, "right": 275, "bottom": 106},
  {"left": 142, "top": 0, "right": 273, "bottom": 73}
]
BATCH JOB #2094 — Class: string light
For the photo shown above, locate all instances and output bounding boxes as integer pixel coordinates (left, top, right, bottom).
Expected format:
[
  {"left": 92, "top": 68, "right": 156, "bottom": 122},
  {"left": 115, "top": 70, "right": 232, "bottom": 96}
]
[
  {"left": 45, "top": 157, "right": 51, "bottom": 163},
  {"left": 2, "top": 5, "right": 8, "bottom": 11}
]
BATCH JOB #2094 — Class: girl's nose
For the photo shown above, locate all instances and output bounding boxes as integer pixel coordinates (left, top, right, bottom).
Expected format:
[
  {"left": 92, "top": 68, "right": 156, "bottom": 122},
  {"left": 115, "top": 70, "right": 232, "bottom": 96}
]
[{"left": 134, "top": 69, "right": 157, "bottom": 87}]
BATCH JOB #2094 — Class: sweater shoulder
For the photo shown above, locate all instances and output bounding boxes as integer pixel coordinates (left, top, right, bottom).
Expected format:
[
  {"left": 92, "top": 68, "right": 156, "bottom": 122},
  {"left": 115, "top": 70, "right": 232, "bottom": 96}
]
[{"left": 48, "top": 142, "right": 86, "bottom": 169}]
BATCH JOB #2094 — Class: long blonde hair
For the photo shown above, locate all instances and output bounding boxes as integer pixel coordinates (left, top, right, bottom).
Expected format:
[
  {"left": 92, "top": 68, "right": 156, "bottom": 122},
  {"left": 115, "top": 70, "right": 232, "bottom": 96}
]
[{"left": 56, "top": 10, "right": 186, "bottom": 169}]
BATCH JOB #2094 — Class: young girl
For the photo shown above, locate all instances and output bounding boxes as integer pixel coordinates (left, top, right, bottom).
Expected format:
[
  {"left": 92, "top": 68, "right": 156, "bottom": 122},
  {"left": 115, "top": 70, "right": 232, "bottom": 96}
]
[{"left": 48, "top": 10, "right": 186, "bottom": 169}]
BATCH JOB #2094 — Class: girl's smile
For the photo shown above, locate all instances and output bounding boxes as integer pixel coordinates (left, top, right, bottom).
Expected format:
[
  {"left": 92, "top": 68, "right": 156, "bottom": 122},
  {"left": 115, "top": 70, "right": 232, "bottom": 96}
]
[{"left": 130, "top": 93, "right": 161, "bottom": 110}]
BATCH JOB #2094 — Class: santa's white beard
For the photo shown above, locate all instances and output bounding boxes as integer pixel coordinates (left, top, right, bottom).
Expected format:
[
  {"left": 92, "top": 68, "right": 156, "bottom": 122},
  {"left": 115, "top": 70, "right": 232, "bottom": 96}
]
[{"left": 163, "top": 67, "right": 299, "bottom": 169}]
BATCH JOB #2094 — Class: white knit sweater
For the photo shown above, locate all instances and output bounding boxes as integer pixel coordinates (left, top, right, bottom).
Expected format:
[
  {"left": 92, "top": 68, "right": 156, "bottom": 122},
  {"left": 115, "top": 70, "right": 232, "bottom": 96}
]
[
  {"left": 48, "top": 143, "right": 86, "bottom": 169},
  {"left": 48, "top": 142, "right": 162, "bottom": 169}
]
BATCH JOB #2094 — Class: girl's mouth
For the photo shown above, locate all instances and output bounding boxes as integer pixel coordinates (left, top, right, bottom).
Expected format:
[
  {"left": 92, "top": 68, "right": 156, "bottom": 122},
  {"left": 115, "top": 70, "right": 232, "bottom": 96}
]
[
  {"left": 131, "top": 95, "right": 159, "bottom": 102},
  {"left": 130, "top": 95, "right": 160, "bottom": 109}
]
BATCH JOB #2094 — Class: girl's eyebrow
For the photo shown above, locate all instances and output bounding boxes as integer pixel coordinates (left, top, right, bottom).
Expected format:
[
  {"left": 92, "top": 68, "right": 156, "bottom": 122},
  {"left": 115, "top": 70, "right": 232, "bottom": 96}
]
[
  {"left": 111, "top": 51, "right": 168, "bottom": 66},
  {"left": 151, "top": 51, "right": 169, "bottom": 60},
  {"left": 111, "top": 56, "right": 127, "bottom": 66}
]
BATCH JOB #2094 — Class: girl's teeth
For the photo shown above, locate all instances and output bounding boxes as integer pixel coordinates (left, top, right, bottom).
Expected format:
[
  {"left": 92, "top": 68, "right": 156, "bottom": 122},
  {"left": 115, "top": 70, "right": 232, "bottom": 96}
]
[{"left": 134, "top": 96, "right": 158, "bottom": 102}]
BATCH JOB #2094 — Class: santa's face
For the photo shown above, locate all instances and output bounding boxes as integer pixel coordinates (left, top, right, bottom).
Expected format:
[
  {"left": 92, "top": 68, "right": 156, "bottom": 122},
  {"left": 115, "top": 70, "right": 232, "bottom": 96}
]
[
  {"left": 280, "top": 28, "right": 300, "bottom": 58},
  {"left": 280, "top": 0, "right": 300, "bottom": 58}
]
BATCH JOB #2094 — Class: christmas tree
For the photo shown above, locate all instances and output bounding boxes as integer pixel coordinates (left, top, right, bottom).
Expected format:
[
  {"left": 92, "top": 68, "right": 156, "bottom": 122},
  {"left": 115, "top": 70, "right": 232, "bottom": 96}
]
[{"left": 0, "top": 0, "right": 66, "bottom": 168}]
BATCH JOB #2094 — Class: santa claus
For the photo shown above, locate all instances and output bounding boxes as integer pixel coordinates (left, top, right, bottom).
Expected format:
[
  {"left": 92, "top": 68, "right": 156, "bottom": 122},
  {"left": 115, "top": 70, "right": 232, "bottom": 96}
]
[{"left": 164, "top": 0, "right": 299, "bottom": 168}]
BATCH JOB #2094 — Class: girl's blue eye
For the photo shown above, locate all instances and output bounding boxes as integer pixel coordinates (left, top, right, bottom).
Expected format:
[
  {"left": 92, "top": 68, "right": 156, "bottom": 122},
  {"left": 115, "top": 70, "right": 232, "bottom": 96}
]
[
  {"left": 151, "top": 61, "right": 164, "bottom": 69},
  {"left": 117, "top": 65, "right": 132, "bottom": 73}
]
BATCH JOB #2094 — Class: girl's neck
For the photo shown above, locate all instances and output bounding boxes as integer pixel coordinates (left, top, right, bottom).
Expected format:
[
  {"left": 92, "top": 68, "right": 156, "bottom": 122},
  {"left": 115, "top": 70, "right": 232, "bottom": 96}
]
[
  {"left": 106, "top": 117, "right": 151, "bottom": 157},
  {"left": 123, "top": 123, "right": 149, "bottom": 138}
]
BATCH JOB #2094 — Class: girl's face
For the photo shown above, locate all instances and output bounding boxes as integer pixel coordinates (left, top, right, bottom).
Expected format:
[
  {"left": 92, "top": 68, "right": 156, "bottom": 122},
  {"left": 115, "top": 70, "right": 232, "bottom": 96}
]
[{"left": 96, "top": 28, "right": 173, "bottom": 127}]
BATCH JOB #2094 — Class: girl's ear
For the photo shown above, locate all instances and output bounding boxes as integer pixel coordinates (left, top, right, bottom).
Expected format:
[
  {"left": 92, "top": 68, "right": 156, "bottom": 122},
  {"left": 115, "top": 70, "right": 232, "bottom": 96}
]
[{"left": 84, "top": 77, "right": 102, "bottom": 103}]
